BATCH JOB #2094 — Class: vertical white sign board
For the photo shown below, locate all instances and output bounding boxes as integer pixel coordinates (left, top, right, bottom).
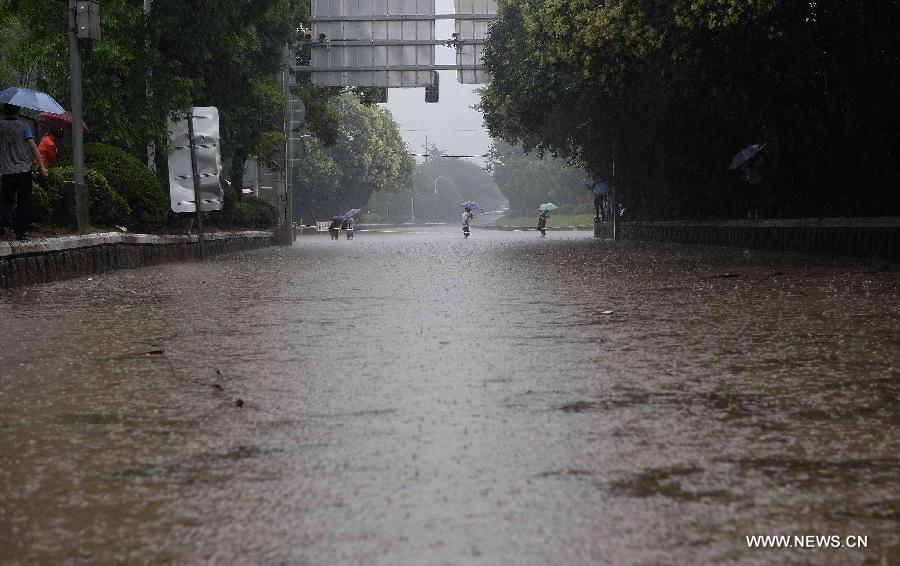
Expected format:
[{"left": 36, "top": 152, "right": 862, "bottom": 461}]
[{"left": 167, "top": 107, "right": 224, "bottom": 213}]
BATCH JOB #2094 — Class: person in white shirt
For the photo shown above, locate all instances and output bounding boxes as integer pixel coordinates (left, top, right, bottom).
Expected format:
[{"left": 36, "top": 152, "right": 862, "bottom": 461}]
[{"left": 461, "top": 207, "right": 474, "bottom": 238}]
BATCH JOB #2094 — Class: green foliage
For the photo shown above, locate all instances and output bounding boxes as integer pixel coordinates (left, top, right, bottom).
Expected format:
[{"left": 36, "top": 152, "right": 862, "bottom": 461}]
[
  {"left": 292, "top": 83, "right": 343, "bottom": 148},
  {"left": 366, "top": 152, "right": 507, "bottom": 223},
  {"left": 29, "top": 182, "right": 51, "bottom": 224},
  {"left": 208, "top": 185, "right": 277, "bottom": 229},
  {"left": 489, "top": 141, "right": 589, "bottom": 215},
  {"left": 47, "top": 166, "right": 131, "bottom": 228},
  {"left": 6, "top": 0, "right": 306, "bottom": 191},
  {"left": 83, "top": 143, "right": 169, "bottom": 230},
  {"left": 294, "top": 93, "right": 414, "bottom": 221},
  {"left": 235, "top": 196, "right": 278, "bottom": 228},
  {"left": 482, "top": 0, "right": 900, "bottom": 219}
]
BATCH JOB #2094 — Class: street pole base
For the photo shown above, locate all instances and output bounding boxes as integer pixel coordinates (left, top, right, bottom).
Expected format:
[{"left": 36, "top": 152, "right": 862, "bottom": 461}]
[
  {"left": 275, "top": 224, "right": 294, "bottom": 246},
  {"left": 64, "top": 181, "right": 90, "bottom": 233}
]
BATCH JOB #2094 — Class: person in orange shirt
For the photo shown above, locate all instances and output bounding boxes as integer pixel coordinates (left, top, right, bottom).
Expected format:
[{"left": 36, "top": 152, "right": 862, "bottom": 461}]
[{"left": 37, "top": 127, "right": 61, "bottom": 167}]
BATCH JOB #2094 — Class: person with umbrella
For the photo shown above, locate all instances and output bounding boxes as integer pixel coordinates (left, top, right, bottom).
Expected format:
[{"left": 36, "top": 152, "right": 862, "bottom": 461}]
[
  {"left": 537, "top": 203, "right": 557, "bottom": 236},
  {"left": 460, "top": 201, "right": 482, "bottom": 238},
  {"left": 0, "top": 103, "right": 48, "bottom": 240},
  {"left": 328, "top": 216, "right": 343, "bottom": 240},
  {"left": 343, "top": 209, "right": 360, "bottom": 240}
]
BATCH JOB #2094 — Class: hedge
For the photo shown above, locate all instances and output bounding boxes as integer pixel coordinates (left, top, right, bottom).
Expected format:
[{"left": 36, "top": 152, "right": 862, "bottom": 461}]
[
  {"left": 83, "top": 143, "right": 169, "bottom": 230},
  {"left": 44, "top": 166, "right": 131, "bottom": 228}
]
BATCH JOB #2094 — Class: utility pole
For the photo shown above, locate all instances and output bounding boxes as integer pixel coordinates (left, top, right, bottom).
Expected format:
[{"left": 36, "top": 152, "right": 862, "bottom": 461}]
[
  {"left": 67, "top": 0, "right": 89, "bottom": 232},
  {"left": 186, "top": 112, "right": 205, "bottom": 260},
  {"left": 283, "top": 43, "right": 293, "bottom": 244},
  {"left": 144, "top": 0, "right": 155, "bottom": 171}
]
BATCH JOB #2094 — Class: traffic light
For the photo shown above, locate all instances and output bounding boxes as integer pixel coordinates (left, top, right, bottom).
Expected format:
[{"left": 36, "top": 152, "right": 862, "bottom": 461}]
[{"left": 424, "top": 71, "right": 439, "bottom": 103}]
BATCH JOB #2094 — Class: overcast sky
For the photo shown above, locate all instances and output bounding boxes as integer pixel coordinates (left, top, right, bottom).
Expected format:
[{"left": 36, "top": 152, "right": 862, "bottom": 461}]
[{"left": 382, "top": 0, "right": 494, "bottom": 166}]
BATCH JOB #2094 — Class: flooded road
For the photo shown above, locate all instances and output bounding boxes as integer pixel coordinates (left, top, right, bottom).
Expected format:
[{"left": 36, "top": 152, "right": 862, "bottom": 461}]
[{"left": 1, "top": 226, "right": 898, "bottom": 564}]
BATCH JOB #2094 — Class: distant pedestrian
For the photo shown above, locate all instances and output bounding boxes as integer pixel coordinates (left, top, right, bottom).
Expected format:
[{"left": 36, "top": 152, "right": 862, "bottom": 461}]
[
  {"left": 461, "top": 207, "right": 474, "bottom": 238},
  {"left": 1, "top": 103, "right": 47, "bottom": 240},
  {"left": 328, "top": 217, "right": 341, "bottom": 240},
  {"left": 588, "top": 180, "right": 609, "bottom": 221},
  {"left": 345, "top": 216, "right": 355, "bottom": 239},
  {"left": 537, "top": 210, "right": 550, "bottom": 236}
]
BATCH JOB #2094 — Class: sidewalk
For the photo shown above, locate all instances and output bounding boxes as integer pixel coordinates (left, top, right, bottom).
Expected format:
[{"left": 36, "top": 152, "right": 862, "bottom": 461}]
[{"left": 1, "top": 230, "right": 274, "bottom": 289}]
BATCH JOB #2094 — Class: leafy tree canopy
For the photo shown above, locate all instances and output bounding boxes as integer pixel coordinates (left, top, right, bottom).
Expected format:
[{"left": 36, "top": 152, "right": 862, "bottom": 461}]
[
  {"left": 294, "top": 94, "right": 414, "bottom": 222},
  {"left": 481, "top": 0, "right": 900, "bottom": 219}
]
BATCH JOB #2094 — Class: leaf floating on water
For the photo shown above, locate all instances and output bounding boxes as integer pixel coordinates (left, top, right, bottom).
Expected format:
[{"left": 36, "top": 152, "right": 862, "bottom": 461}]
[
  {"left": 235, "top": 398, "right": 245, "bottom": 408},
  {"left": 146, "top": 349, "right": 165, "bottom": 355}
]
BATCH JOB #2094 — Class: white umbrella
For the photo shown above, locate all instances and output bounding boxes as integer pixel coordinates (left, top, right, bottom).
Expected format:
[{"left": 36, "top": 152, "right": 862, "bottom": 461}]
[{"left": 0, "top": 87, "right": 65, "bottom": 114}]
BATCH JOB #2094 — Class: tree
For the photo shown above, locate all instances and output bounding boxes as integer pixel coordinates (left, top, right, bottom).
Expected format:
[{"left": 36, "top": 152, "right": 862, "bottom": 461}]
[
  {"left": 4, "top": 0, "right": 304, "bottom": 189},
  {"left": 488, "top": 141, "right": 588, "bottom": 215},
  {"left": 481, "top": 0, "right": 900, "bottom": 219},
  {"left": 293, "top": 93, "right": 414, "bottom": 221}
]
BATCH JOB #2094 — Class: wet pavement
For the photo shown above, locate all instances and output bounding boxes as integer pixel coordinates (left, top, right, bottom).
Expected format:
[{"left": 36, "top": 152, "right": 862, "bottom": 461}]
[{"left": 1, "top": 226, "right": 898, "bottom": 565}]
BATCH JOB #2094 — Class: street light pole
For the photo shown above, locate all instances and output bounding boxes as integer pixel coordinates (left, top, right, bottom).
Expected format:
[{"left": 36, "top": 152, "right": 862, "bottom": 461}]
[
  {"left": 67, "top": 0, "right": 88, "bottom": 232},
  {"left": 144, "top": 0, "right": 155, "bottom": 171},
  {"left": 281, "top": 43, "right": 294, "bottom": 245}
]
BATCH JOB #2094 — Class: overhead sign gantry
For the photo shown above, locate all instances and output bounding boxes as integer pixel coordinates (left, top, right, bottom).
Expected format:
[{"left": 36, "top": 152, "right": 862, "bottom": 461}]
[{"left": 299, "top": 0, "right": 496, "bottom": 87}]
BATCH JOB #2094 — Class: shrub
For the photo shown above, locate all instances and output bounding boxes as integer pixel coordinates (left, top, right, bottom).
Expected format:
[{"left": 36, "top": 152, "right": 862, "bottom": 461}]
[
  {"left": 230, "top": 200, "right": 276, "bottom": 229},
  {"left": 30, "top": 182, "right": 52, "bottom": 224},
  {"left": 83, "top": 143, "right": 169, "bottom": 231},
  {"left": 208, "top": 185, "right": 276, "bottom": 229},
  {"left": 206, "top": 184, "right": 236, "bottom": 228},
  {"left": 242, "top": 195, "right": 277, "bottom": 228},
  {"left": 47, "top": 166, "right": 131, "bottom": 228}
]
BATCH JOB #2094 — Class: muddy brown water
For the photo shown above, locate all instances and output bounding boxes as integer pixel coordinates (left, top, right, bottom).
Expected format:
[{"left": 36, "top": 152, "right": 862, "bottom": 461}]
[{"left": 1, "top": 226, "right": 898, "bottom": 564}]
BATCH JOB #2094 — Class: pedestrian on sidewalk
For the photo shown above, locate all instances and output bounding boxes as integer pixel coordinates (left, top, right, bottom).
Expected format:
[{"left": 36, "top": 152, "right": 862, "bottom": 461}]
[
  {"left": 588, "top": 180, "right": 609, "bottom": 221},
  {"left": 1, "top": 103, "right": 47, "bottom": 240},
  {"left": 37, "top": 126, "right": 62, "bottom": 168}
]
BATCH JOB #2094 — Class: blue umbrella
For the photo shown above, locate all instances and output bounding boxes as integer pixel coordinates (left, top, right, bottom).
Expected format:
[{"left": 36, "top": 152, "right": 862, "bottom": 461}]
[
  {"left": 460, "top": 201, "right": 483, "bottom": 212},
  {"left": 539, "top": 203, "right": 558, "bottom": 212},
  {"left": 0, "top": 87, "right": 65, "bottom": 114},
  {"left": 729, "top": 143, "right": 766, "bottom": 170}
]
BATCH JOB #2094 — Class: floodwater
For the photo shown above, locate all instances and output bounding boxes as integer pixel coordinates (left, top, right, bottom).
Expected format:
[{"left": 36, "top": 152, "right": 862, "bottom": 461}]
[{"left": 1, "top": 226, "right": 898, "bottom": 565}]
